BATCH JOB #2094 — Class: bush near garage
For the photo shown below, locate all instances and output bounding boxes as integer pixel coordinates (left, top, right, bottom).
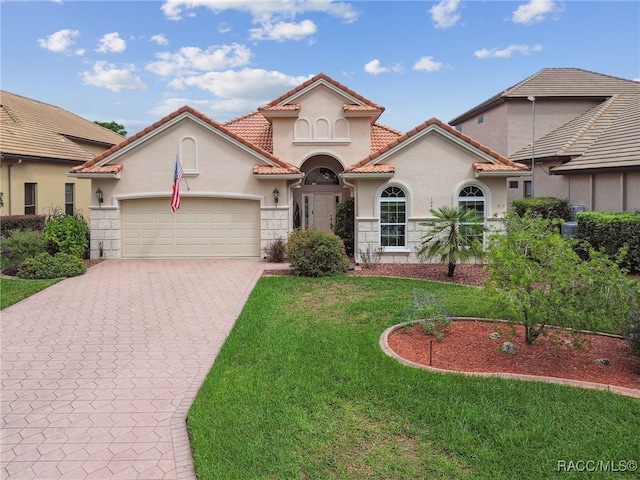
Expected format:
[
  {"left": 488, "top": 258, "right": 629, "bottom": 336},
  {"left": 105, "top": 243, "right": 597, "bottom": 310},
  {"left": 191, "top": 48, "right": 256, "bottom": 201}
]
[
  {"left": 18, "top": 252, "right": 86, "bottom": 279},
  {"left": 576, "top": 211, "right": 640, "bottom": 274},
  {"left": 287, "top": 227, "right": 351, "bottom": 277},
  {"left": 1, "top": 229, "right": 49, "bottom": 275},
  {"left": 44, "top": 209, "right": 89, "bottom": 258},
  {"left": 0, "top": 215, "right": 46, "bottom": 236}
]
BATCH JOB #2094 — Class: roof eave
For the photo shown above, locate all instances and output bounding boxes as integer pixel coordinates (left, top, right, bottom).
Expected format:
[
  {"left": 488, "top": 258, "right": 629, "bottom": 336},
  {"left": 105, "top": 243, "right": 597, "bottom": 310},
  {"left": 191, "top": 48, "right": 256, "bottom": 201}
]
[
  {"left": 476, "top": 170, "right": 531, "bottom": 178},
  {"left": 340, "top": 172, "right": 395, "bottom": 180},
  {"left": 253, "top": 173, "right": 305, "bottom": 180},
  {"left": 67, "top": 172, "right": 121, "bottom": 179}
]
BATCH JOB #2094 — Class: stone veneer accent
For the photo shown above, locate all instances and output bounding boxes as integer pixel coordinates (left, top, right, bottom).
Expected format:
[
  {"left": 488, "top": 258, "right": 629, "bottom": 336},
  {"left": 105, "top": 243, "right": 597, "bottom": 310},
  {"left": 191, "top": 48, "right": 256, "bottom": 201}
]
[
  {"left": 89, "top": 206, "right": 121, "bottom": 259},
  {"left": 260, "top": 207, "right": 289, "bottom": 258}
]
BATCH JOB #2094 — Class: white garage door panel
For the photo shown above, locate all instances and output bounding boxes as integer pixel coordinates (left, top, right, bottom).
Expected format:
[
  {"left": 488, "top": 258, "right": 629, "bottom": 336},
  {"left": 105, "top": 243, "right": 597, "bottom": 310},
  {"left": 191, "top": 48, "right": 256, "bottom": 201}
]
[{"left": 121, "top": 198, "right": 260, "bottom": 258}]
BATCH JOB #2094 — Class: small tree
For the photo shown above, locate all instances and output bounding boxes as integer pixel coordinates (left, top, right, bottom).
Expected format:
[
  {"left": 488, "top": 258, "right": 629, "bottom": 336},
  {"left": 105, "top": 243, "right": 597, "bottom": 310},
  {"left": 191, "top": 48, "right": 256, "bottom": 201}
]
[
  {"left": 333, "top": 197, "right": 354, "bottom": 257},
  {"left": 419, "top": 206, "right": 486, "bottom": 277},
  {"left": 486, "top": 212, "right": 639, "bottom": 344},
  {"left": 95, "top": 121, "right": 127, "bottom": 136}
]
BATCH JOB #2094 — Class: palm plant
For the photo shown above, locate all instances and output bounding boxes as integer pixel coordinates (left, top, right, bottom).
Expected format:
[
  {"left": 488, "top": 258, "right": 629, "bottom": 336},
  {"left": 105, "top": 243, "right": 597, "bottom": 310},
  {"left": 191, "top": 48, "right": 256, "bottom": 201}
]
[{"left": 419, "top": 205, "right": 486, "bottom": 277}]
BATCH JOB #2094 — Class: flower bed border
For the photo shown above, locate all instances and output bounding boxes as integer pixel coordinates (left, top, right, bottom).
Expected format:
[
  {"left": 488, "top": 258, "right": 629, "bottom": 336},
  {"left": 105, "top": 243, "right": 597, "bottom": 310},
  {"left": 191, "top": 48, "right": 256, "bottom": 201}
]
[{"left": 380, "top": 317, "right": 640, "bottom": 399}]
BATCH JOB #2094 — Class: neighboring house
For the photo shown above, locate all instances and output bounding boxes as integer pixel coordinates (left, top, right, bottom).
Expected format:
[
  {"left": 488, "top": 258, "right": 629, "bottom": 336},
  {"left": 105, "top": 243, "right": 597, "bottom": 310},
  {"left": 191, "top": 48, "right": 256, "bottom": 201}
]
[
  {"left": 449, "top": 68, "right": 640, "bottom": 212},
  {"left": 70, "top": 73, "right": 528, "bottom": 261},
  {"left": 0, "top": 91, "right": 125, "bottom": 218}
]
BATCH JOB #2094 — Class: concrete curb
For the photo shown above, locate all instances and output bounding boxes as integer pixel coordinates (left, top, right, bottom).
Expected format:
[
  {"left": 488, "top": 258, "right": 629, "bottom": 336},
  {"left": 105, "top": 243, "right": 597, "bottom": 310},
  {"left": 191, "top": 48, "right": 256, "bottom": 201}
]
[{"left": 380, "top": 318, "right": 640, "bottom": 399}]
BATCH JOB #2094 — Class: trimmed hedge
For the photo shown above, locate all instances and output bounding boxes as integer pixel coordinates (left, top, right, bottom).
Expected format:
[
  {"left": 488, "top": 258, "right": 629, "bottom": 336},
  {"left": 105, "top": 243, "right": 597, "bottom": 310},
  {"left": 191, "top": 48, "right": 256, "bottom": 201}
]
[
  {"left": 1, "top": 215, "right": 46, "bottom": 236},
  {"left": 511, "top": 197, "right": 571, "bottom": 221},
  {"left": 18, "top": 252, "right": 87, "bottom": 279},
  {"left": 1, "top": 229, "right": 49, "bottom": 275},
  {"left": 577, "top": 211, "right": 640, "bottom": 274},
  {"left": 287, "top": 227, "right": 351, "bottom": 277}
]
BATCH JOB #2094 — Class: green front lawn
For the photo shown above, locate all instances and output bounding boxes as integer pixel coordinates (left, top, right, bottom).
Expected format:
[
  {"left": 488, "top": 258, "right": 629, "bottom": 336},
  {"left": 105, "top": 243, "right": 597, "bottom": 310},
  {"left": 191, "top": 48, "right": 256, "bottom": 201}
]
[
  {"left": 0, "top": 277, "right": 61, "bottom": 309},
  {"left": 188, "top": 275, "right": 640, "bottom": 480}
]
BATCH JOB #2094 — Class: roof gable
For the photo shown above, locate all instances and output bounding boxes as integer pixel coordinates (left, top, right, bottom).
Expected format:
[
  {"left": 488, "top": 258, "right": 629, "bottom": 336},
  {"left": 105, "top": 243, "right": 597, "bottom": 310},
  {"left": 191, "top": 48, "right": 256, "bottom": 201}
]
[
  {"left": 345, "top": 117, "right": 528, "bottom": 176},
  {"left": 71, "top": 106, "right": 299, "bottom": 176}
]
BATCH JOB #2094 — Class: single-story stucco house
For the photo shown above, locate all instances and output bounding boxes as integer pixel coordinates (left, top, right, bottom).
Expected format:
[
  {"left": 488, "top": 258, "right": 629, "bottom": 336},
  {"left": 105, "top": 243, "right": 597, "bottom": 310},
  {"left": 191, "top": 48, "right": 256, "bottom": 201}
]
[{"left": 70, "top": 73, "right": 529, "bottom": 262}]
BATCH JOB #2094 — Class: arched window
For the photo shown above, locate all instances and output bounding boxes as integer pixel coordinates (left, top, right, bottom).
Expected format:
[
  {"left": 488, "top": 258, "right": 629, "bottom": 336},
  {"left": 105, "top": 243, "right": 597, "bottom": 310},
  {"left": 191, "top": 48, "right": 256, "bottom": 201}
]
[
  {"left": 457, "top": 185, "right": 485, "bottom": 218},
  {"left": 457, "top": 184, "right": 486, "bottom": 241},
  {"left": 380, "top": 186, "right": 407, "bottom": 248},
  {"left": 304, "top": 167, "right": 339, "bottom": 186}
]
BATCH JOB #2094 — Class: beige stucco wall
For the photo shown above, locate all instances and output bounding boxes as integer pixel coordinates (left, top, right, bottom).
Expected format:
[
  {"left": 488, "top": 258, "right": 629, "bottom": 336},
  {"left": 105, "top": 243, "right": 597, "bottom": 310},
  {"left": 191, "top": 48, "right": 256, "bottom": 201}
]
[
  {"left": 564, "top": 171, "right": 640, "bottom": 212},
  {"left": 271, "top": 85, "right": 373, "bottom": 166},
  {"left": 455, "top": 99, "right": 602, "bottom": 157},
  {"left": 0, "top": 161, "right": 92, "bottom": 218},
  {"left": 351, "top": 129, "right": 512, "bottom": 263}
]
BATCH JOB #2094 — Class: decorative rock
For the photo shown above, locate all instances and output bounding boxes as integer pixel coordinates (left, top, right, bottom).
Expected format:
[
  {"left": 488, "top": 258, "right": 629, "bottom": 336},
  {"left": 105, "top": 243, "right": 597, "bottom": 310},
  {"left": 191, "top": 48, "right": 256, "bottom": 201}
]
[
  {"left": 563, "top": 339, "right": 573, "bottom": 347},
  {"left": 501, "top": 341, "right": 516, "bottom": 355},
  {"left": 488, "top": 332, "right": 501, "bottom": 340},
  {"left": 595, "top": 358, "right": 611, "bottom": 366}
]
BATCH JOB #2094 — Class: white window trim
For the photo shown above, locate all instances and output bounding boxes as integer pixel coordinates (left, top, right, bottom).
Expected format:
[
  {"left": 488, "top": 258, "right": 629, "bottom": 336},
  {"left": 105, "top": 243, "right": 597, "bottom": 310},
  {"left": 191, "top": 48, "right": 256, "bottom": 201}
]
[{"left": 377, "top": 183, "right": 410, "bottom": 251}]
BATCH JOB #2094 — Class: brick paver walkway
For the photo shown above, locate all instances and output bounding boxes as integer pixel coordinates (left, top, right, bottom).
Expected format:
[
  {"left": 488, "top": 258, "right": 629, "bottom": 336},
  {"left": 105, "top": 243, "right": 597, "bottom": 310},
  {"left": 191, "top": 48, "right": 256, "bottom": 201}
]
[{"left": 1, "top": 259, "right": 266, "bottom": 479}]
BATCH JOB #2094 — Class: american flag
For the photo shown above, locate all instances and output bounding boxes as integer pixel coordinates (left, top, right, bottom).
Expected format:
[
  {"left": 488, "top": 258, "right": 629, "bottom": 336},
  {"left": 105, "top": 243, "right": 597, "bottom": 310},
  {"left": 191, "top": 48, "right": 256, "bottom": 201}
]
[{"left": 170, "top": 157, "right": 183, "bottom": 213}]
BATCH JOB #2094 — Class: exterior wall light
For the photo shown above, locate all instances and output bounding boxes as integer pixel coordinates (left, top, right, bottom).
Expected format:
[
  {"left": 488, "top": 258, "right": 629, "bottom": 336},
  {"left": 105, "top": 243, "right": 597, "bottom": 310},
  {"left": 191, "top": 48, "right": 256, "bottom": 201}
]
[
  {"left": 95, "top": 188, "right": 104, "bottom": 206},
  {"left": 273, "top": 187, "right": 279, "bottom": 205}
]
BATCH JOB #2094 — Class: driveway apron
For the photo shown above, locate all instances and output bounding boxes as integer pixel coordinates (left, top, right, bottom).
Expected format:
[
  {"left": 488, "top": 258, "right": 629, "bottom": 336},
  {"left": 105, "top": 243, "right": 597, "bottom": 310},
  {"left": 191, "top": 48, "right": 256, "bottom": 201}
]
[{"left": 1, "top": 259, "right": 267, "bottom": 479}]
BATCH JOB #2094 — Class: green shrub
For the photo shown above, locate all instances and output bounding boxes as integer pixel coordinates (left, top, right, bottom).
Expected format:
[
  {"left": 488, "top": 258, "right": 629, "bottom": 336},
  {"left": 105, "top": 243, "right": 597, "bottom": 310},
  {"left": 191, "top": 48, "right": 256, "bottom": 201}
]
[
  {"left": 1, "top": 215, "right": 46, "bottom": 236},
  {"left": 511, "top": 197, "right": 571, "bottom": 221},
  {"left": 577, "top": 211, "right": 640, "bottom": 274},
  {"left": 486, "top": 212, "right": 639, "bottom": 345},
  {"left": 264, "top": 237, "right": 287, "bottom": 263},
  {"left": 403, "top": 290, "right": 455, "bottom": 341},
  {"left": 626, "top": 310, "right": 640, "bottom": 368},
  {"left": 333, "top": 197, "right": 354, "bottom": 257},
  {"left": 287, "top": 227, "right": 351, "bottom": 277},
  {"left": 1, "top": 229, "right": 49, "bottom": 274},
  {"left": 44, "top": 210, "right": 89, "bottom": 258},
  {"left": 18, "top": 252, "right": 86, "bottom": 279}
]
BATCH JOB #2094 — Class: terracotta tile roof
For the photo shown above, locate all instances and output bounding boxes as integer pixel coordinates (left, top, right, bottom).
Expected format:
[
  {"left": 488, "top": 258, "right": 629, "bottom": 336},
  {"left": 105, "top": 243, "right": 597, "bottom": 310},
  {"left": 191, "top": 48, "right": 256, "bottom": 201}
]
[
  {"left": 345, "top": 117, "right": 528, "bottom": 174},
  {"left": 252, "top": 164, "right": 301, "bottom": 175},
  {"left": 263, "top": 73, "right": 384, "bottom": 111},
  {"left": 346, "top": 164, "right": 395, "bottom": 174},
  {"left": 71, "top": 106, "right": 300, "bottom": 175},
  {"left": 511, "top": 94, "right": 637, "bottom": 162},
  {"left": 552, "top": 93, "right": 640, "bottom": 173},
  {"left": 224, "top": 111, "right": 273, "bottom": 153},
  {"left": 450, "top": 68, "right": 640, "bottom": 124},
  {"left": 258, "top": 104, "right": 301, "bottom": 112},
  {"left": 371, "top": 124, "right": 403, "bottom": 152},
  {"left": 1, "top": 90, "right": 124, "bottom": 163}
]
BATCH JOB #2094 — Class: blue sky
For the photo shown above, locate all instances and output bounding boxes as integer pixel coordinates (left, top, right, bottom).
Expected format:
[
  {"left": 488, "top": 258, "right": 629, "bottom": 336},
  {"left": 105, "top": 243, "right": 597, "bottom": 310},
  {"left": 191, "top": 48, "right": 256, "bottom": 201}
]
[{"left": 2, "top": 0, "right": 639, "bottom": 136}]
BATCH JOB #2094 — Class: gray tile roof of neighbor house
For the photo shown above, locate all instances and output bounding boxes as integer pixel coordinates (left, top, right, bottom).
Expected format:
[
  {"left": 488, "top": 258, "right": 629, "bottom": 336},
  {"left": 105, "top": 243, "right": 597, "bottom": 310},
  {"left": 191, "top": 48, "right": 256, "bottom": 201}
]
[
  {"left": 0, "top": 90, "right": 125, "bottom": 163},
  {"left": 449, "top": 68, "right": 640, "bottom": 125}
]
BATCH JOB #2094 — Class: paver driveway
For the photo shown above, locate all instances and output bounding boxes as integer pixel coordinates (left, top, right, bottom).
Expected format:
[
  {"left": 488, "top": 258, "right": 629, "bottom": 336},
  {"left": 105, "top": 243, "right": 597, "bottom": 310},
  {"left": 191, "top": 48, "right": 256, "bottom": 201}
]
[{"left": 1, "top": 259, "right": 268, "bottom": 479}]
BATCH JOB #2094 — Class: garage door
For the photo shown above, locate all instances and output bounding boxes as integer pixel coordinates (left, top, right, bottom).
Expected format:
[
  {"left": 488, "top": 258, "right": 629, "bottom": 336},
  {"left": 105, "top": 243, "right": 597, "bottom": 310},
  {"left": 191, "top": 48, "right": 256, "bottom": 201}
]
[{"left": 121, "top": 198, "right": 260, "bottom": 258}]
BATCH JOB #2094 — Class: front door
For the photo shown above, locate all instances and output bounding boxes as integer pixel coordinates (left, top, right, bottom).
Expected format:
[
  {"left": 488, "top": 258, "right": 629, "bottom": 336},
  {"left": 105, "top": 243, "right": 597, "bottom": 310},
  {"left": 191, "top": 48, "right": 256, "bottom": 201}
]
[{"left": 304, "top": 193, "right": 340, "bottom": 232}]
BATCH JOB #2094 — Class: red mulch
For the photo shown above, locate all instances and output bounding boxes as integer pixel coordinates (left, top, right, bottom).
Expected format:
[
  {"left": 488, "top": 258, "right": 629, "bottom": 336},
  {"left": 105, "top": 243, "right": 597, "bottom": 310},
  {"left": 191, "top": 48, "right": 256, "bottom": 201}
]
[
  {"left": 266, "top": 263, "right": 640, "bottom": 392},
  {"left": 387, "top": 320, "right": 640, "bottom": 391}
]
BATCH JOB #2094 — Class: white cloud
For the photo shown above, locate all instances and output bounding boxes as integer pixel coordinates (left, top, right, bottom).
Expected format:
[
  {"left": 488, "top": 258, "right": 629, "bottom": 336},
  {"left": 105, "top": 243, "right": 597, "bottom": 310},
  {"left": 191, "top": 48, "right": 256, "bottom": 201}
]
[
  {"left": 474, "top": 44, "right": 543, "bottom": 59},
  {"left": 146, "top": 43, "right": 252, "bottom": 77},
  {"left": 161, "top": 0, "right": 358, "bottom": 23},
  {"left": 430, "top": 0, "right": 461, "bottom": 29},
  {"left": 363, "top": 59, "right": 403, "bottom": 76},
  {"left": 413, "top": 56, "right": 445, "bottom": 72},
  {"left": 249, "top": 19, "right": 317, "bottom": 41},
  {"left": 161, "top": 0, "right": 358, "bottom": 41},
  {"left": 151, "top": 34, "right": 169, "bottom": 46},
  {"left": 96, "top": 32, "right": 126, "bottom": 53},
  {"left": 167, "top": 68, "right": 311, "bottom": 102},
  {"left": 512, "top": 0, "right": 562, "bottom": 25},
  {"left": 81, "top": 61, "right": 147, "bottom": 92},
  {"left": 38, "top": 29, "right": 80, "bottom": 53},
  {"left": 364, "top": 59, "right": 389, "bottom": 75},
  {"left": 149, "top": 96, "right": 258, "bottom": 122}
]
